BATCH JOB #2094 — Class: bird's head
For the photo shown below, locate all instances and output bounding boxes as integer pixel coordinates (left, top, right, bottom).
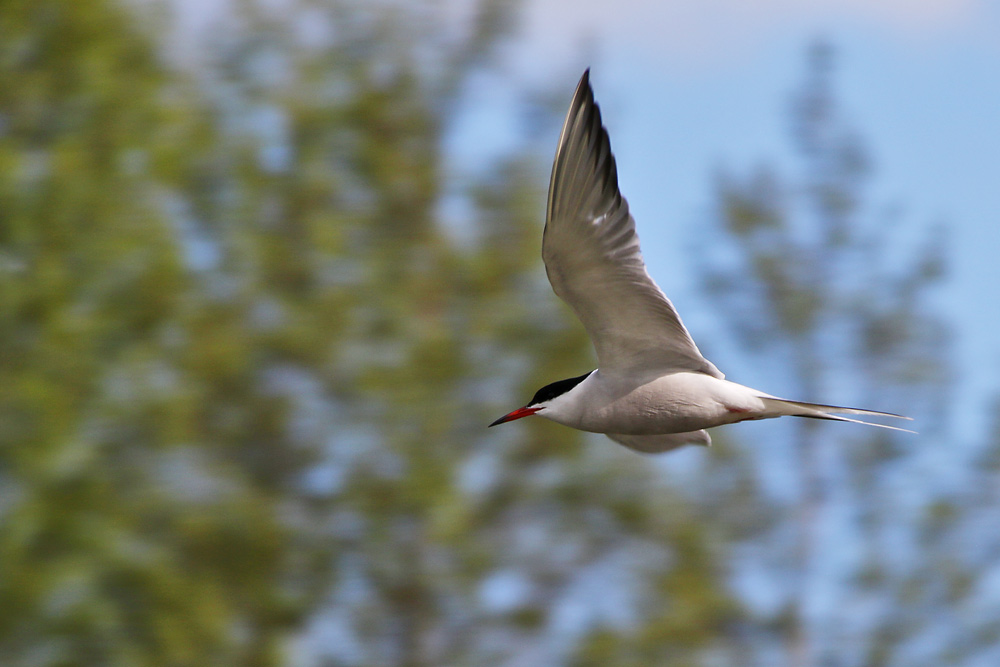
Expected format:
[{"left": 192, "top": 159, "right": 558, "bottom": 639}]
[{"left": 488, "top": 371, "right": 593, "bottom": 427}]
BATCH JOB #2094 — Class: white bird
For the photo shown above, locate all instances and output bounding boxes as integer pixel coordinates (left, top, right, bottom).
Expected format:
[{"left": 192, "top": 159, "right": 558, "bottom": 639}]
[{"left": 489, "top": 70, "right": 913, "bottom": 453}]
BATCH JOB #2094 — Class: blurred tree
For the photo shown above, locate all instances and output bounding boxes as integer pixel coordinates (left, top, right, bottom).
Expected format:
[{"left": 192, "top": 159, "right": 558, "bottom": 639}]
[
  {"left": 209, "top": 2, "right": 750, "bottom": 664},
  {"left": 0, "top": 1, "right": 332, "bottom": 664},
  {"left": 1, "top": 0, "right": 750, "bottom": 666},
  {"left": 701, "top": 41, "right": 952, "bottom": 667}
]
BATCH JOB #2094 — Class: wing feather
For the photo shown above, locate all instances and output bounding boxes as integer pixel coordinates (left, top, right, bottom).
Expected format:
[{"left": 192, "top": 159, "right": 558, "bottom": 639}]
[{"left": 543, "top": 70, "right": 722, "bottom": 378}]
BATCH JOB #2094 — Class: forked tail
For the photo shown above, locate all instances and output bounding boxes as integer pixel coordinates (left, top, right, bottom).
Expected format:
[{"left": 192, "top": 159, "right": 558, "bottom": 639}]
[{"left": 761, "top": 398, "right": 916, "bottom": 434}]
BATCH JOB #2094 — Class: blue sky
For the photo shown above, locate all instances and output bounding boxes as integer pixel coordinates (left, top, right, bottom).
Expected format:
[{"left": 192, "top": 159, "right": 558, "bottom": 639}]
[{"left": 450, "top": 0, "right": 1000, "bottom": 442}]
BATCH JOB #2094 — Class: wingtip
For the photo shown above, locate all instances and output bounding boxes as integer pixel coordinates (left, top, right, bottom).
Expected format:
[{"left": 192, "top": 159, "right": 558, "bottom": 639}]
[{"left": 568, "top": 69, "right": 596, "bottom": 122}]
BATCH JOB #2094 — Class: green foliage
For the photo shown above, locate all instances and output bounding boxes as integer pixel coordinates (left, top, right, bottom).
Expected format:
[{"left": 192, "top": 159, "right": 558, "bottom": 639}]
[
  {"left": 0, "top": 0, "right": 746, "bottom": 665},
  {"left": 0, "top": 1, "right": 324, "bottom": 664}
]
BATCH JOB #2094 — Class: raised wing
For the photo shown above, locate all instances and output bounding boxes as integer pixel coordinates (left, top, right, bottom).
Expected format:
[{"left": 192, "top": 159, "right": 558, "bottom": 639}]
[{"left": 543, "top": 70, "right": 722, "bottom": 378}]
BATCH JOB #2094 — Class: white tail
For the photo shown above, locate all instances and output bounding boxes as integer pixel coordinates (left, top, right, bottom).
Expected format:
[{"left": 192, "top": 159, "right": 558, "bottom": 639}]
[{"left": 761, "top": 398, "right": 916, "bottom": 434}]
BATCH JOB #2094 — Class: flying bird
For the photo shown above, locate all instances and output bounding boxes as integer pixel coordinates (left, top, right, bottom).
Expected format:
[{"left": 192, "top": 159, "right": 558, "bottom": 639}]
[{"left": 489, "top": 70, "right": 912, "bottom": 453}]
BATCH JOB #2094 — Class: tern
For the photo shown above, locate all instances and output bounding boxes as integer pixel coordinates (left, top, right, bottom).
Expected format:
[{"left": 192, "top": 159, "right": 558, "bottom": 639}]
[{"left": 489, "top": 70, "right": 913, "bottom": 453}]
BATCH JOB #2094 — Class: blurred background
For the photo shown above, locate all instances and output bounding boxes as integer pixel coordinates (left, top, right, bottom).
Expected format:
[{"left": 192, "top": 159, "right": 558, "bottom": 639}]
[{"left": 1, "top": 0, "right": 998, "bottom": 665}]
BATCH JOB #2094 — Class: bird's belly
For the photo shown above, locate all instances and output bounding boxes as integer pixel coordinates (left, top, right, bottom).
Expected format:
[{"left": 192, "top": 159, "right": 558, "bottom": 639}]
[{"left": 573, "top": 373, "right": 755, "bottom": 435}]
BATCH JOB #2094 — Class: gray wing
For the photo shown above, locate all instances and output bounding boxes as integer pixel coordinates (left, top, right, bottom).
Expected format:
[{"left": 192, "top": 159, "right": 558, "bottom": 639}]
[
  {"left": 543, "top": 70, "right": 722, "bottom": 378},
  {"left": 607, "top": 430, "right": 712, "bottom": 454}
]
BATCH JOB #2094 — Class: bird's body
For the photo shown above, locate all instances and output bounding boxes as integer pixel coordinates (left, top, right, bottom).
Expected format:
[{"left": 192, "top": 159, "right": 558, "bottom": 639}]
[
  {"left": 540, "top": 370, "right": 759, "bottom": 435},
  {"left": 490, "top": 70, "right": 912, "bottom": 453}
]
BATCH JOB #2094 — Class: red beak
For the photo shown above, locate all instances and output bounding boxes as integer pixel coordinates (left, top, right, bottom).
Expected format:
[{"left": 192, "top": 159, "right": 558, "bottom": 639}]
[{"left": 489, "top": 406, "right": 541, "bottom": 427}]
